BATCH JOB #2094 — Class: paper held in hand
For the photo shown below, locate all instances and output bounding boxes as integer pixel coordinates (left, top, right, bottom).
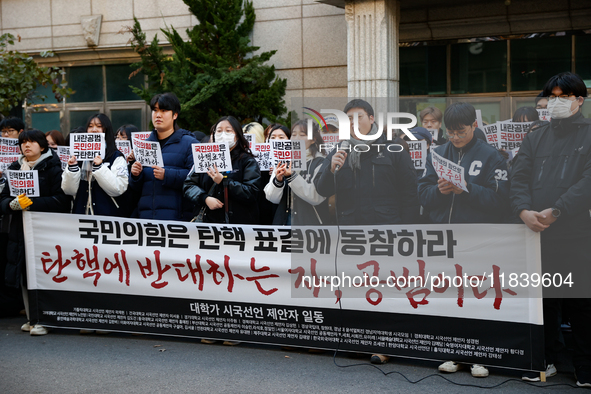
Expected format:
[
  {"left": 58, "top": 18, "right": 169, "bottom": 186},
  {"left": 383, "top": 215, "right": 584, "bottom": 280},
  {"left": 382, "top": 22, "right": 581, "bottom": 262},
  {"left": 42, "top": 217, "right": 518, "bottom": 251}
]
[
  {"left": 116, "top": 140, "right": 132, "bottom": 159},
  {"left": 253, "top": 143, "right": 272, "bottom": 171},
  {"left": 407, "top": 140, "right": 428, "bottom": 170},
  {"left": 70, "top": 133, "right": 105, "bottom": 161},
  {"left": 6, "top": 170, "right": 40, "bottom": 197},
  {"left": 244, "top": 134, "right": 254, "bottom": 150},
  {"left": 191, "top": 143, "right": 232, "bottom": 173},
  {"left": 0, "top": 137, "right": 20, "bottom": 172},
  {"left": 271, "top": 140, "right": 307, "bottom": 171},
  {"left": 431, "top": 150, "right": 469, "bottom": 193},
  {"left": 57, "top": 146, "right": 71, "bottom": 171},
  {"left": 132, "top": 138, "right": 164, "bottom": 167},
  {"left": 131, "top": 132, "right": 152, "bottom": 141}
]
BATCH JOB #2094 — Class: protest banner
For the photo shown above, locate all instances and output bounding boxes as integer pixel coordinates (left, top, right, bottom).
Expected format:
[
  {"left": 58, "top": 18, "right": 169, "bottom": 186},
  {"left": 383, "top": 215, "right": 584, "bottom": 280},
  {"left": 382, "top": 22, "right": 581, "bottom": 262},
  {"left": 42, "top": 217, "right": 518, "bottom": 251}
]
[
  {"left": 407, "top": 140, "right": 428, "bottom": 170},
  {"left": 271, "top": 140, "right": 307, "bottom": 171},
  {"left": 320, "top": 133, "right": 339, "bottom": 154},
  {"left": 191, "top": 143, "right": 232, "bottom": 173},
  {"left": 24, "top": 212, "right": 544, "bottom": 372},
  {"left": 132, "top": 132, "right": 152, "bottom": 141},
  {"left": 431, "top": 150, "right": 469, "bottom": 193},
  {"left": 57, "top": 146, "right": 71, "bottom": 171},
  {"left": 116, "top": 140, "right": 132, "bottom": 159},
  {"left": 70, "top": 133, "right": 105, "bottom": 161},
  {"left": 537, "top": 109, "right": 551, "bottom": 122},
  {"left": 254, "top": 143, "right": 273, "bottom": 171},
  {"left": 132, "top": 138, "right": 164, "bottom": 167},
  {"left": 481, "top": 123, "right": 500, "bottom": 149},
  {"left": 0, "top": 137, "right": 20, "bottom": 155},
  {"left": 498, "top": 121, "right": 532, "bottom": 151},
  {"left": 244, "top": 134, "right": 254, "bottom": 150},
  {"left": 0, "top": 137, "right": 21, "bottom": 172},
  {"left": 6, "top": 170, "right": 39, "bottom": 197}
]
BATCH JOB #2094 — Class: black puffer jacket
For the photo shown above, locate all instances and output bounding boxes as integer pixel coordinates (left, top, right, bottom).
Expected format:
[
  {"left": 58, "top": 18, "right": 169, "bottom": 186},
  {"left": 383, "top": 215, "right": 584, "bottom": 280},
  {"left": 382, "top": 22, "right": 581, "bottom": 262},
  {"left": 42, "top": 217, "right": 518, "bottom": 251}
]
[
  {"left": 510, "top": 112, "right": 591, "bottom": 240},
  {"left": 315, "top": 134, "right": 419, "bottom": 225},
  {"left": 418, "top": 136, "right": 509, "bottom": 224},
  {"left": 1, "top": 151, "right": 71, "bottom": 288},
  {"left": 184, "top": 148, "right": 261, "bottom": 224}
]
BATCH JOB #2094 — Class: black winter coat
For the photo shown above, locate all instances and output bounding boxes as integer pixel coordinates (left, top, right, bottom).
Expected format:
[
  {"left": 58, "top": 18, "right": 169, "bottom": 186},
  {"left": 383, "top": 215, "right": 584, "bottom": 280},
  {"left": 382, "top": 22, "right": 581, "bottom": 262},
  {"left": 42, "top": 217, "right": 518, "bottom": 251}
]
[
  {"left": 315, "top": 134, "right": 420, "bottom": 225},
  {"left": 184, "top": 148, "right": 261, "bottom": 224},
  {"left": 418, "top": 136, "right": 509, "bottom": 224},
  {"left": 1, "top": 151, "right": 71, "bottom": 288},
  {"left": 510, "top": 112, "right": 591, "bottom": 240}
]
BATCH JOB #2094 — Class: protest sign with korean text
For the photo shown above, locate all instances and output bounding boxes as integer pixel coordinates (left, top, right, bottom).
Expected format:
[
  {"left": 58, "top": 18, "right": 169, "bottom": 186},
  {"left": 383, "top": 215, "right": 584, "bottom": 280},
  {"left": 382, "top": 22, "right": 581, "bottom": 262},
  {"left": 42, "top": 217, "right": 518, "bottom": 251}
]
[
  {"left": 498, "top": 121, "right": 532, "bottom": 151},
  {"left": 70, "top": 133, "right": 105, "bottom": 161},
  {"left": 116, "top": 140, "right": 132, "bottom": 159},
  {"left": 431, "top": 150, "right": 469, "bottom": 193},
  {"left": 132, "top": 138, "right": 164, "bottom": 167},
  {"left": 271, "top": 140, "right": 307, "bottom": 171},
  {"left": 537, "top": 109, "right": 551, "bottom": 121},
  {"left": 131, "top": 132, "right": 152, "bottom": 141},
  {"left": 191, "top": 143, "right": 232, "bottom": 173},
  {"left": 7, "top": 170, "right": 39, "bottom": 197},
  {"left": 408, "top": 140, "right": 428, "bottom": 170},
  {"left": 244, "top": 134, "right": 254, "bottom": 150},
  {"left": 0, "top": 137, "right": 21, "bottom": 172},
  {"left": 254, "top": 143, "right": 273, "bottom": 171},
  {"left": 320, "top": 133, "right": 339, "bottom": 153},
  {"left": 57, "top": 146, "right": 71, "bottom": 171},
  {"left": 481, "top": 123, "right": 500, "bottom": 149}
]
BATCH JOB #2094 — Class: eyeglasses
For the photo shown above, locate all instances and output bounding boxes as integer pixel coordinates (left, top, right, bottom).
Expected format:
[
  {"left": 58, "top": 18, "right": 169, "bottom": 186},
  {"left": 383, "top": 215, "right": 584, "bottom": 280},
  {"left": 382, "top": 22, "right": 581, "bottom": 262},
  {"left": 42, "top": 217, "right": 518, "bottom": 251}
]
[
  {"left": 447, "top": 130, "right": 469, "bottom": 139},
  {"left": 548, "top": 95, "right": 577, "bottom": 103},
  {"left": 1, "top": 129, "right": 18, "bottom": 137}
]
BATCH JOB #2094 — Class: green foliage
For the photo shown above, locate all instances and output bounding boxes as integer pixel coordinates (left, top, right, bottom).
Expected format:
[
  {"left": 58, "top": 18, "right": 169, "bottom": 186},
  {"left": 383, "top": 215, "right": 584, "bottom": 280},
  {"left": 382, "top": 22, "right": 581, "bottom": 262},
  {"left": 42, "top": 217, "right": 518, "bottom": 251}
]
[
  {"left": 127, "top": 0, "right": 287, "bottom": 132},
  {"left": 0, "top": 33, "right": 73, "bottom": 116}
]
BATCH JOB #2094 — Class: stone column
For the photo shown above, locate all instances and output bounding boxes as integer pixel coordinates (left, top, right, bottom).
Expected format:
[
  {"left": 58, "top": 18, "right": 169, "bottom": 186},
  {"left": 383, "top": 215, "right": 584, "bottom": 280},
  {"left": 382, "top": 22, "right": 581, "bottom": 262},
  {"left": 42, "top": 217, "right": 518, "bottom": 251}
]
[{"left": 345, "top": 0, "right": 399, "bottom": 100}]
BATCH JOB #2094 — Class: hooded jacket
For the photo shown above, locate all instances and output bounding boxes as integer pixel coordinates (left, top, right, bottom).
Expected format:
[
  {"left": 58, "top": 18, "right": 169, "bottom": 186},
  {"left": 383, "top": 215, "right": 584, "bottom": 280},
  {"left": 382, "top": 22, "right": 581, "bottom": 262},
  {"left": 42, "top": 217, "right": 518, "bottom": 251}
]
[
  {"left": 0, "top": 150, "right": 71, "bottom": 288},
  {"left": 418, "top": 135, "right": 509, "bottom": 224},
  {"left": 510, "top": 111, "right": 591, "bottom": 239},
  {"left": 129, "top": 129, "right": 198, "bottom": 221},
  {"left": 315, "top": 133, "right": 419, "bottom": 225}
]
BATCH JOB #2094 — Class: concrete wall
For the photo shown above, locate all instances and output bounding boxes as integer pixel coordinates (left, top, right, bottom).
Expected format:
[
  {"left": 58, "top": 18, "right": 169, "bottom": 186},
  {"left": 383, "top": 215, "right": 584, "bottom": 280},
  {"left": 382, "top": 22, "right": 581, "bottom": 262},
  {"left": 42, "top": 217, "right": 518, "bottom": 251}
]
[{"left": 0, "top": 0, "right": 349, "bottom": 101}]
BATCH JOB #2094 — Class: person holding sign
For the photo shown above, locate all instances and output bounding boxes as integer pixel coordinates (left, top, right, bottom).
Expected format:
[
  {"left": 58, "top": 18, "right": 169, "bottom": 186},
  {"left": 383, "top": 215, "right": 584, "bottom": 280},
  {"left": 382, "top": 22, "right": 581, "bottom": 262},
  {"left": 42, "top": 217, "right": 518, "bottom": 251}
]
[
  {"left": 62, "top": 114, "right": 130, "bottom": 217},
  {"left": 130, "top": 93, "right": 197, "bottom": 221},
  {"left": 417, "top": 102, "right": 509, "bottom": 378},
  {"left": 264, "top": 120, "right": 330, "bottom": 225},
  {"left": 510, "top": 72, "right": 591, "bottom": 387},
  {"left": 184, "top": 116, "right": 261, "bottom": 224},
  {"left": 0, "top": 129, "right": 70, "bottom": 336}
]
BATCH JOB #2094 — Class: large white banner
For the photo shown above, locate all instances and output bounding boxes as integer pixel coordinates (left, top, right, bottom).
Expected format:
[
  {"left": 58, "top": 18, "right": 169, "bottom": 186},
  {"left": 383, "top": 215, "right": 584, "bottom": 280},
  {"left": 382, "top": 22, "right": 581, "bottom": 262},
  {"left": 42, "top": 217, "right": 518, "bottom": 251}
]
[{"left": 23, "top": 212, "right": 544, "bottom": 371}]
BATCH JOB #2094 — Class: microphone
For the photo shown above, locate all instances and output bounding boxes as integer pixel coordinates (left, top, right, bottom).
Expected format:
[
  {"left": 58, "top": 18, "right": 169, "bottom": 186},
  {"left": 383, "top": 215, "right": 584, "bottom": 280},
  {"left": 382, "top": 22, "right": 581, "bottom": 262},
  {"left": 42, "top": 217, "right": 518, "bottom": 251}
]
[{"left": 335, "top": 140, "right": 350, "bottom": 172}]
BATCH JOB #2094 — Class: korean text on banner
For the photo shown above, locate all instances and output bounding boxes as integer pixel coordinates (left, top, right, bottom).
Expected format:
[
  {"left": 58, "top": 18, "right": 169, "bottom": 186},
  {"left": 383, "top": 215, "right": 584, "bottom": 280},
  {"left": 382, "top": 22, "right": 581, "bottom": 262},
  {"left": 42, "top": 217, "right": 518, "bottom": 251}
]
[
  {"left": 408, "top": 140, "right": 428, "bottom": 170},
  {"left": 254, "top": 143, "right": 272, "bottom": 171},
  {"left": 132, "top": 138, "right": 164, "bottom": 167},
  {"left": 271, "top": 140, "right": 307, "bottom": 171},
  {"left": 431, "top": 150, "right": 469, "bottom": 193},
  {"left": 191, "top": 143, "right": 232, "bottom": 173},
  {"left": 6, "top": 170, "right": 39, "bottom": 197},
  {"left": 116, "top": 140, "right": 132, "bottom": 159},
  {"left": 70, "top": 133, "right": 105, "bottom": 161}
]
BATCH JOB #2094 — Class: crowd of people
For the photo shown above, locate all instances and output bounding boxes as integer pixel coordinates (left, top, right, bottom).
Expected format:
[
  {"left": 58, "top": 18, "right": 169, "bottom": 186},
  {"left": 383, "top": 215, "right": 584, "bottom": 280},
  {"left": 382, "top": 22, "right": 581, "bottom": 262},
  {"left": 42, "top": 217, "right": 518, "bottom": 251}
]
[{"left": 0, "top": 72, "right": 589, "bottom": 387}]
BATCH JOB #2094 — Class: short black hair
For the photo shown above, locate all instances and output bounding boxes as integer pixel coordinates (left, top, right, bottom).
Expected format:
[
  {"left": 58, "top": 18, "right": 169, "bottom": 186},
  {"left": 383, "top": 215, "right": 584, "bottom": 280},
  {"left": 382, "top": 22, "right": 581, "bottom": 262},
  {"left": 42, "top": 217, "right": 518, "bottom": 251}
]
[
  {"left": 0, "top": 116, "right": 25, "bottom": 132},
  {"left": 344, "top": 99, "right": 374, "bottom": 118},
  {"left": 513, "top": 106, "right": 539, "bottom": 122},
  {"left": 150, "top": 92, "right": 181, "bottom": 127},
  {"left": 116, "top": 124, "right": 139, "bottom": 141},
  {"left": 542, "top": 72, "right": 588, "bottom": 98},
  {"left": 19, "top": 129, "right": 49, "bottom": 153},
  {"left": 443, "top": 102, "right": 476, "bottom": 131}
]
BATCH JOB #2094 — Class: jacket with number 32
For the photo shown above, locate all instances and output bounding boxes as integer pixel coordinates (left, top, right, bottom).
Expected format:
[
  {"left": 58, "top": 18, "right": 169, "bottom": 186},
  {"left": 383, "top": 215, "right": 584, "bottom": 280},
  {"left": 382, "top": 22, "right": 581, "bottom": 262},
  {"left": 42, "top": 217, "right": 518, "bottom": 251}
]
[{"left": 418, "top": 136, "right": 510, "bottom": 224}]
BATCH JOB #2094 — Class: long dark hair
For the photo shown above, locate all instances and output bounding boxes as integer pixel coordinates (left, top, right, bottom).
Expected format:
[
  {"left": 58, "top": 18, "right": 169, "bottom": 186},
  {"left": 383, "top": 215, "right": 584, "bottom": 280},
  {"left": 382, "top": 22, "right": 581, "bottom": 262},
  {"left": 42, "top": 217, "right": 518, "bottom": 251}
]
[
  {"left": 292, "top": 119, "right": 324, "bottom": 157},
  {"left": 265, "top": 124, "right": 291, "bottom": 142},
  {"left": 85, "top": 113, "right": 117, "bottom": 159},
  {"left": 211, "top": 116, "right": 253, "bottom": 157}
]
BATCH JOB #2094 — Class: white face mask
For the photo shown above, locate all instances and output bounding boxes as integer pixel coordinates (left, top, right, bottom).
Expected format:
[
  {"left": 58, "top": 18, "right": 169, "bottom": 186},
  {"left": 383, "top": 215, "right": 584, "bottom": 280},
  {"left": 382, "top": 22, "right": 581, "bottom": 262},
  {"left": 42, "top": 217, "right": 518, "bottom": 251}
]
[
  {"left": 548, "top": 97, "right": 577, "bottom": 119},
  {"left": 215, "top": 131, "right": 237, "bottom": 149}
]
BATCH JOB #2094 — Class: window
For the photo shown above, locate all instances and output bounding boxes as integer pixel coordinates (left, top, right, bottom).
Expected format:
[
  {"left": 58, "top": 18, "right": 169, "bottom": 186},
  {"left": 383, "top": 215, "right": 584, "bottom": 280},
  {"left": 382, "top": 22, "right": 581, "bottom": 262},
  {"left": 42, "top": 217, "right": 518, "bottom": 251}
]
[
  {"left": 451, "top": 41, "right": 507, "bottom": 94},
  {"left": 400, "top": 45, "right": 447, "bottom": 95},
  {"left": 576, "top": 35, "right": 591, "bottom": 88}
]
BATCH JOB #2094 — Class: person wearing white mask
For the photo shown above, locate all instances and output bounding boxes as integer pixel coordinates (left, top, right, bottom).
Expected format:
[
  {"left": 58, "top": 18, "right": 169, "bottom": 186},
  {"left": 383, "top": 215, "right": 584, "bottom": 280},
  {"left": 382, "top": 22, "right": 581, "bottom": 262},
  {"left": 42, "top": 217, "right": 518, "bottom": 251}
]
[
  {"left": 510, "top": 72, "right": 591, "bottom": 387},
  {"left": 184, "top": 116, "right": 261, "bottom": 224}
]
